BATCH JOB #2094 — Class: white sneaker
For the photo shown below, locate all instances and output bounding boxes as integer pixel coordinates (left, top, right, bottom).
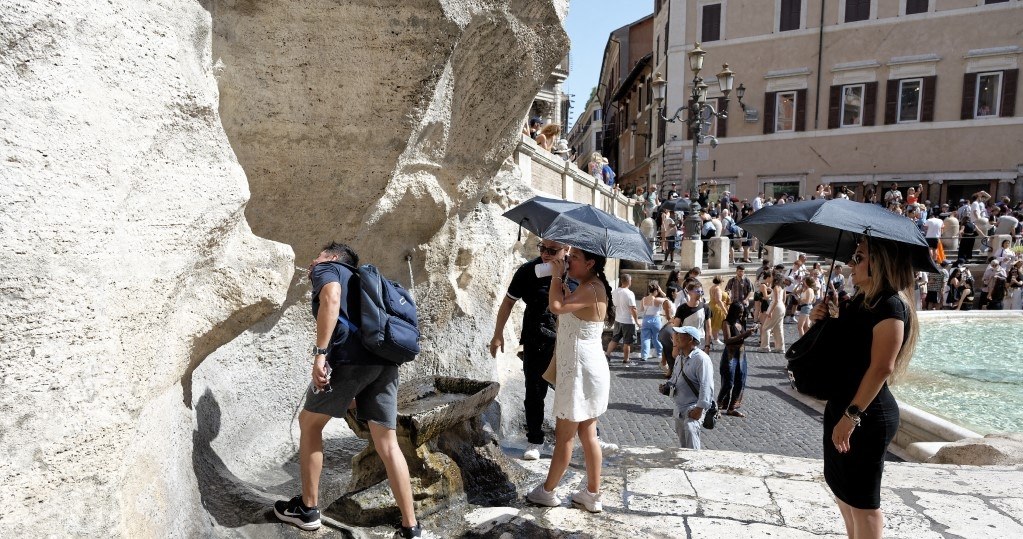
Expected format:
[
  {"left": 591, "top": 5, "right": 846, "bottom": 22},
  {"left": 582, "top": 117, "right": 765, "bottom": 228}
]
[
  {"left": 522, "top": 443, "right": 542, "bottom": 461},
  {"left": 597, "top": 438, "right": 619, "bottom": 454},
  {"left": 713, "top": 339, "right": 725, "bottom": 347},
  {"left": 527, "top": 484, "right": 562, "bottom": 507},
  {"left": 571, "top": 488, "right": 603, "bottom": 513}
]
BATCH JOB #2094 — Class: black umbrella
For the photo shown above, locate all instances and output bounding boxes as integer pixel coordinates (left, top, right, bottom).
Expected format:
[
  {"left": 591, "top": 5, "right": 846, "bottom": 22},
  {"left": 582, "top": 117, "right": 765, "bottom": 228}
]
[
  {"left": 503, "top": 196, "right": 655, "bottom": 264},
  {"left": 737, "top": 198, "right": 939, "bottom": 273},
  {"left": 658, "top": 197, "right": 692, "bottom": 214}
]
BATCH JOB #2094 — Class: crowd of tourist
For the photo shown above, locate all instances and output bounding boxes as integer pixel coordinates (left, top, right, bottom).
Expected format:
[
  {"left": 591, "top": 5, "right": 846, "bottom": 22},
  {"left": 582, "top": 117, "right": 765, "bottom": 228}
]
[{"left": 626, "top": 180, "right": 1022, "bottom": 311}]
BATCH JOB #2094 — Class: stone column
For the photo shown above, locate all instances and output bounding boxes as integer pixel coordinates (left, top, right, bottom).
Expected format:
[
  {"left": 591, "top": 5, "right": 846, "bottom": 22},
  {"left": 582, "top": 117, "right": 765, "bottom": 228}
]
[
  {"left": 680, "top": 239, "right": 703, "bottom": 270},
  {"left": 708, "top": 237, "right": 729, "bottom": 269},
  {"left": 765, "top": 246, "right": 785, "bottom": 267}
]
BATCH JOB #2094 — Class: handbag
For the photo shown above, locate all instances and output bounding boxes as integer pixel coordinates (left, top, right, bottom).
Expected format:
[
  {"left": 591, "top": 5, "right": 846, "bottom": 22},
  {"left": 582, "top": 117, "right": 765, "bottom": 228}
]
[
  {"left": 679, "top": 360, "right": 718, "bottom": 429},
  {"left": 785, "top": 317, "right": 840, "bottom": 400},
  {"left": 542, "top": 352, "right": 556, "bottom": 386}
]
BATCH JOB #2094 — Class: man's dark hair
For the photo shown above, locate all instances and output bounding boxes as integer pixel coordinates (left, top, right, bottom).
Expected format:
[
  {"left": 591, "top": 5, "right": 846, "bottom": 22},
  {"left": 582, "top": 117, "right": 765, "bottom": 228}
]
[
  {"left": 321, "top": 241, "right": 359, "bottom": 266},
  {"left": 736, "top": 265, "right": 745, "bottom": 271}
]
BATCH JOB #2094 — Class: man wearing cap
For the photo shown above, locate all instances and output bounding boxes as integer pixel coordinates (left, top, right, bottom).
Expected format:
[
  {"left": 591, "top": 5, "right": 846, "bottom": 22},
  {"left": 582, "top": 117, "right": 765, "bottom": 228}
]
[{"left": 667, "top": 326, "right": 715, "bottom": 449}]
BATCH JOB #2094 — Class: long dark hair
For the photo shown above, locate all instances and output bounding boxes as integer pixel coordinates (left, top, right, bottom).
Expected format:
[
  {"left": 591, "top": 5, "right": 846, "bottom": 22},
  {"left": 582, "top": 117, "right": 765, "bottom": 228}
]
[{"left": 580, "top": 250, "right": 614, "bottom": 324}]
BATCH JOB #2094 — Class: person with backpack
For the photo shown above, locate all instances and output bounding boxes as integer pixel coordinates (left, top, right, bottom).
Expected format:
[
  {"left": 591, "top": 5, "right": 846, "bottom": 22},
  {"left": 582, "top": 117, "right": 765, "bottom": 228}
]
[{"left": 273, "top": 242, "right": 422, "bottom": 538}]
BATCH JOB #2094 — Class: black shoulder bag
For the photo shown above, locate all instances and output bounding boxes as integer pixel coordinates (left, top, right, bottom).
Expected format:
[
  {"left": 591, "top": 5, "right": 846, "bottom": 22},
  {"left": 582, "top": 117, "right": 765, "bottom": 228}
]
[{"left": 785, "top": 317, "right": 841, "bottom": 400}]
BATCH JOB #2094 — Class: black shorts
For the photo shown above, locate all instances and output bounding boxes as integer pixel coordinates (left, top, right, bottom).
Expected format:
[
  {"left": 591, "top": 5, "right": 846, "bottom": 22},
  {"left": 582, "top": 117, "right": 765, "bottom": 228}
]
[
  {"left": 611, "top": 322, "right": 636, "bottom": 344},
  {"left": 925, "top": 291, "right": 939, "bottom": 304},
  {"left": 304, "top": 363, "right": 400, "bottom": 429},
  {"left": 926, "top": 237, "right": 939, "bottom": 248}
]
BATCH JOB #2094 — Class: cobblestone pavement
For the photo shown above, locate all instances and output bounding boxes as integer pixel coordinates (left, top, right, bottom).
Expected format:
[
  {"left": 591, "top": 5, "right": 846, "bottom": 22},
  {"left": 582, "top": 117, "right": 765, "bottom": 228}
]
[{"left": 600, "top": 323, "right": 827, "bottom": 459}]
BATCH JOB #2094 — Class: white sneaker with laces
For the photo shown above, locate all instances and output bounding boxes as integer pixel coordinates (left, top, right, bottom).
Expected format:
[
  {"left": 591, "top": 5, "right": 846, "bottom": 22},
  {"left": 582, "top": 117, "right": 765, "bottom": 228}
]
[
  {"left": 713, "top": 339, "right": 725, "bottom": 347},
  {"left": 597, "top": 438, "right": 618, "bottom": 454},
  {"left": 571, "top": 488, "right": 603, "bottom": 513},
  {"left": 522, "top": 443, "right": 542, "bottom": 461},
  {"left": 527, "top": 484, "right": 562, "bottom": 507}
]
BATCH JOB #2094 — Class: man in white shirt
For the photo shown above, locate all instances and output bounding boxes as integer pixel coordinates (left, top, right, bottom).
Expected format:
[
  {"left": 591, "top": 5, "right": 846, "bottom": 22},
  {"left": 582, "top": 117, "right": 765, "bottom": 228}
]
[
  {"left": 752, "top": 193, "right": 764, "bottom": 212},
  {"left": 925, "top": 213, "right": 944, "bottom": 259},
  {"left": 606, "top": 274, "right": 639, "bottom": 365}
]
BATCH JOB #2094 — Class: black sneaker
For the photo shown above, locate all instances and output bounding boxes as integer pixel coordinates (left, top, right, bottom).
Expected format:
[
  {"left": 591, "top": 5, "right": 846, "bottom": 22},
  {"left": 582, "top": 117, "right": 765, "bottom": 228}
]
[
  {"left": 394, "top": 522, "right": 422, "bottom": 538},
  {"left": 273, "top": 495, "right": 321, "bottom": 531}
]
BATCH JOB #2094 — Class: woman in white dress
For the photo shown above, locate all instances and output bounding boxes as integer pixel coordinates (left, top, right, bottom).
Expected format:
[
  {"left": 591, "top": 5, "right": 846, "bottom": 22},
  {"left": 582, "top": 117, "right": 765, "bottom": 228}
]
[{"left": 526, "top": 248, "right": 612, "bottom": 513}]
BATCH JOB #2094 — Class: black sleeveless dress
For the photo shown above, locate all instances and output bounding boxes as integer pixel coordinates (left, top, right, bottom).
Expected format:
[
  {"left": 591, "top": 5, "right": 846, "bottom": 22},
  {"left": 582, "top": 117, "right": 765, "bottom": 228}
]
[{"left": 822, "top": 292, "right": 907, "bottom": 510}]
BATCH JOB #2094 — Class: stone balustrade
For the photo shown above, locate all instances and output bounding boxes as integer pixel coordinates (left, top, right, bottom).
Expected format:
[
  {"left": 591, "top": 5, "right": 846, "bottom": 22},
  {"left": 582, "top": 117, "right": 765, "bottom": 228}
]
[{"left": 514, "top": 135, "right": 637, "bottom": 222}]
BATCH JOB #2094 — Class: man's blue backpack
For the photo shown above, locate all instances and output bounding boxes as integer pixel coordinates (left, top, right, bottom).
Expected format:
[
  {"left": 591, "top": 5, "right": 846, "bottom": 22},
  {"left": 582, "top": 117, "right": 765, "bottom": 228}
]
[{"left": 336, "top": 263, "right": 420, "bottom": 364}]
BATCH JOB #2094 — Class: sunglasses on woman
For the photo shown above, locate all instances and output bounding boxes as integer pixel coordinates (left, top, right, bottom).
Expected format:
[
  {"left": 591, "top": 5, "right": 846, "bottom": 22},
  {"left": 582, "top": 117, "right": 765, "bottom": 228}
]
[{"left": 850, "top": 253, "right": 866, "bottom": 266}]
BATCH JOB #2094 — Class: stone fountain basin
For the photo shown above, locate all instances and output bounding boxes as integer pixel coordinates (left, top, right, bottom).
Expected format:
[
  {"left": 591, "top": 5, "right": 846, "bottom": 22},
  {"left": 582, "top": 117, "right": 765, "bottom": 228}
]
[{"left": 345, "top": 376, "right": 500, "bottom": 449}]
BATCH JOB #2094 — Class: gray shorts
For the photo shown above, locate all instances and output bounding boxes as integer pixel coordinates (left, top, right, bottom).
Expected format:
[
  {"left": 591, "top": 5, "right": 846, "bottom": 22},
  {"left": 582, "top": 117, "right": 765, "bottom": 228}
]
[
  {"left": 304, "top": 363, "right": 400, "bottom": 430},
  {"left": 611, "top": 322, "right": 636, "bottom": 344}
]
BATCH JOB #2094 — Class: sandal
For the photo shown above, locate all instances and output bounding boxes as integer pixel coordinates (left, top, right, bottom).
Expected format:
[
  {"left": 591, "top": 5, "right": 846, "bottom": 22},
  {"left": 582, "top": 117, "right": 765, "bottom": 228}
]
[{"left": 726, "top": 410, "right": 746, "bottom": 418}]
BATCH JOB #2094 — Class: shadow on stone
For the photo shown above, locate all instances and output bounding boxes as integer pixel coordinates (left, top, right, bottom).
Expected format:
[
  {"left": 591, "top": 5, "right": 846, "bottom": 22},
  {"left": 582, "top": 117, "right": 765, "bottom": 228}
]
[
  {"left": 606, "top": 402, "right": 673, "bottom": 417},
  {"left": 458, "top": 514, "right": 595, "bottom": 538}
]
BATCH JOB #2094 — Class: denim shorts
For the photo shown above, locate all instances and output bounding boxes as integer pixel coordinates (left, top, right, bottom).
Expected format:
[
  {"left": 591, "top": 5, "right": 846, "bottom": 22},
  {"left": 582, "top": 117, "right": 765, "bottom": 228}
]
[{"left": 304, "top": 363, "right": 400, "bottom": 429}]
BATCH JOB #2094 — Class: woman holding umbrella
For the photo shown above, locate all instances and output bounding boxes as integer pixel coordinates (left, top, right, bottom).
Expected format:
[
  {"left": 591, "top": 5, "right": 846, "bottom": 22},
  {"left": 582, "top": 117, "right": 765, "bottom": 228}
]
[
  {"left": 810, "top": 237, "right": 919, "bottom": 539},
  {"left": 526, "top": 248, "right": 613, "bottom": 513}
]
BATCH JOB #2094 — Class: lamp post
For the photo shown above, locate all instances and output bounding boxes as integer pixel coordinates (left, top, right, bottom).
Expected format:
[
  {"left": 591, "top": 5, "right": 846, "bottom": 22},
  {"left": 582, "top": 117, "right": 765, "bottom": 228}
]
[{"left": 651, "top": 43, "right": 743, "bottom": 239}]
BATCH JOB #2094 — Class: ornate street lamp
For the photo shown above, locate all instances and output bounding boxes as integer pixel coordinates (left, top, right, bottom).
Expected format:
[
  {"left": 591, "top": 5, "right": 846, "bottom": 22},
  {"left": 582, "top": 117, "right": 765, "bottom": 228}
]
[{"left": 651, "top": 43, "right": 744, "bottom": 239}]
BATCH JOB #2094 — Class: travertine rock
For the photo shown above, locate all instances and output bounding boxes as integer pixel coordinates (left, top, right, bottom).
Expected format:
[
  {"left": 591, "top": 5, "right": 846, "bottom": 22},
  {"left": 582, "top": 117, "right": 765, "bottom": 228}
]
[
  {"left": 2, "top": 1, "right": 290, "bottom": 536},
  {"left": 2, "top": 0, "right": 567, "bottom": 536},
  {"left": 928, "top": 433, "right": 1023, "bottom": 466}
]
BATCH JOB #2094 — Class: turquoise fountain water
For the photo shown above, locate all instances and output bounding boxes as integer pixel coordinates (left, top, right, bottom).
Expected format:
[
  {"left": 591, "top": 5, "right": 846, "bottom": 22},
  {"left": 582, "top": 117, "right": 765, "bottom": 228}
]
[{"left": 891, "top": 314, "right": 1023, "bottom": 434}]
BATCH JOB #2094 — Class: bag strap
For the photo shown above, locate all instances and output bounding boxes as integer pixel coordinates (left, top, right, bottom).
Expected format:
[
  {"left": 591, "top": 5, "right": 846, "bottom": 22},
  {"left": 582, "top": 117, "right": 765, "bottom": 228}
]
[{"left": 678, "top": 355, "right": 700, "bottom": 396}]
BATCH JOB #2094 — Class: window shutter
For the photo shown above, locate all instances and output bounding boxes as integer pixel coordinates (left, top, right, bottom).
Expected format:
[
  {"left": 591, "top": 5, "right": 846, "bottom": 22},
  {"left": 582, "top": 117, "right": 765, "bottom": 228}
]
[
  {"left": 795, "top": 89, "right": 807, "bottom": 131},
  {"left": 921, "top": 75, "right": 937, "bottom": 122},
  {"left": 884, "top": 79, "right": 898, "bottom": 124},
  {"left": 863, "top": 82, "right": 878, "bottom": 126},
  {"left": 717, "top": 97, "right": 728, "bottom": 138},
  {"left": 1000, "top": 69, "right": 1018, "bottom": 117},
  {"left": 764, "top": 92, "right": 777, "bottom": 134},
  {"left": 961, "top": 73, "right": 977, "bottom": 120},
  {"left": 828, "top": 85, "right": 842, "bottom": 129},
  {"left": 702, "top": 4, "right": 722, "bottom": 42}
]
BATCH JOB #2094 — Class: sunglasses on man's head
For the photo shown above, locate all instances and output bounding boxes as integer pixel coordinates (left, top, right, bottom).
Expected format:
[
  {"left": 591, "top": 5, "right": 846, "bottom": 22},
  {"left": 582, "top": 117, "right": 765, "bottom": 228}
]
[{"left": 538, "top": 244, "right": 563, "bottom": 256}]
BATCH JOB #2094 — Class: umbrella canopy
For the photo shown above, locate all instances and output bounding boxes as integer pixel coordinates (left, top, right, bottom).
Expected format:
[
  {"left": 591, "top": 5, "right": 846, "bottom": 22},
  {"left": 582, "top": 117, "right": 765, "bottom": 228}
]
[
  {"left": 737, "top": 198, "right": 939, "bottom": 272},
  {"left": 657, "top": 197, "right": 692, "bottom": 214},
  {"left": 503, "top": 196, "right": 654, "bottom": 264}
]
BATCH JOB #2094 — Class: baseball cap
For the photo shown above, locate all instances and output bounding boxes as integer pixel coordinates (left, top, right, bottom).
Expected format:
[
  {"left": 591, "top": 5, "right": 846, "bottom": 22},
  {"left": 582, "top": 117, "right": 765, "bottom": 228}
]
[{"left": 671, "top": 326, "right": 704, "bottom": 344}]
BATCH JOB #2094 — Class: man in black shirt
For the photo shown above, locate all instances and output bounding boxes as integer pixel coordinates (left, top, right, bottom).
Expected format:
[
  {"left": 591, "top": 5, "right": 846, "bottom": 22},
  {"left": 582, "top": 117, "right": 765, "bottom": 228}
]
[{"left": 490, "top": 239, "right": 574, "bottom": 460}]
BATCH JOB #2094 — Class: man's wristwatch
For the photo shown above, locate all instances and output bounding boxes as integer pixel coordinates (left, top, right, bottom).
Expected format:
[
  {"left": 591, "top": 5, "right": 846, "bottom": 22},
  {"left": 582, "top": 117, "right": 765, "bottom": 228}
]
[
  {"left": 844, "top": 404, "right": 863, "bottom": 426},
  {"left": 312, "top": 345, "right": 329, "bottom": 356}
]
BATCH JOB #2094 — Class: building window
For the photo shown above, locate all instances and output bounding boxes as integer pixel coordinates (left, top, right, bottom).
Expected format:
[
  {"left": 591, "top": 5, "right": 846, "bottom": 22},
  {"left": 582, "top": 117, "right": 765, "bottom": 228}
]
[
  {"left": 985, "top": 0, "right": 1009, "bottom": 4},
  {"left": 975, "top": 72, "right": 1002, "bottom": 117},
  {"left": 897, "top": 79, "right": 923, "bottom": 122},
  {"left": 593, "top": 110, "right": 602, "bottom": 122},
  {"left": 841, "top": 84, "right": 864, "bottom": 127},
  {"left": 702, "top": 4, "right": 722, "bottom": 42},
  {"left": 779, "top": 0, "right": 802, "bottom": 31},
  {"left": 845, "top": 0, "right": 870, "bottom": 22},
  {"left": 776, "top": 92, "right": 797, "bottom": 132},
  {"left": 905, "top": 0, "right": 928, "bottom": 14},
  {"left": 764, "top": 181, "right": 801, "bottom": 201}
]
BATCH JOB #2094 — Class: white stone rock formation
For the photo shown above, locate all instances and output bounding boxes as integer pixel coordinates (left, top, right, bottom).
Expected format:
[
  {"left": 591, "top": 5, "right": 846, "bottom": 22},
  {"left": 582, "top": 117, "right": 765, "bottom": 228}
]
[{"left": 1, "top": 0, "right": 568, "bottom": 536}]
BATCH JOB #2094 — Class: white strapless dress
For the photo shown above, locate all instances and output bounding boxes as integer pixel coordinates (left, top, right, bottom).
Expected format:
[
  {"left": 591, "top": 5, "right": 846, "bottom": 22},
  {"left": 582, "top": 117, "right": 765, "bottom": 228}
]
[{"left": 552, "top": 313, "right": 611, "bottom": 422}]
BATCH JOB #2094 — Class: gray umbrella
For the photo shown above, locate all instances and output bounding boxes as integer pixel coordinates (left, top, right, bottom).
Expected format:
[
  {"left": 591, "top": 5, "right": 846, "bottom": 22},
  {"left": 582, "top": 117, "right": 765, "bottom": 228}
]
[{"left": 503, "top": 196, "right": 655, "bottom": 264}]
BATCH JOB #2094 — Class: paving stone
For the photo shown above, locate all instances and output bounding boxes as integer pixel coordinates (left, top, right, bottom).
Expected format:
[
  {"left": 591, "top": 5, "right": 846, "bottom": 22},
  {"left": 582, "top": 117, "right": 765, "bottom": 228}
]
[
  {"left": 627, "top": 494, "right": 700, "bottom": 516},
  {"left": 914, "top": 491, "right": 1023, "bottom": 537},
  {"left": 687, "top": 471, "right": 772, "bottom": 507},
  {"left": 626, "top": 468, "right": 696, "bottom": 497},
  {"left": 700, "top": 499, "right": 783, "bottom": 525},
  {"left": 687, "top": 517, "right": 843, "bottom": 538}
]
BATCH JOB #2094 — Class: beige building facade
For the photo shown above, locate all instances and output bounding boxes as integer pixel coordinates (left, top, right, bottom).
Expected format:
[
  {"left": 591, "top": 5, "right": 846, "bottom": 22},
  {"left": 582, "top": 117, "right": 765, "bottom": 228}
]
[{"left": 650, "top": 0, "right": 1022, "bottom": 205}]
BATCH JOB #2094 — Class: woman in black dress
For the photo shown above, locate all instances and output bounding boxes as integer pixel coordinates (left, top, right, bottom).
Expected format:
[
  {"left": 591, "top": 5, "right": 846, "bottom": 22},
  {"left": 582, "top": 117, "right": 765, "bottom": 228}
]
[{"left": 810, "top": 237, "right": 919, "bottom": 539}]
